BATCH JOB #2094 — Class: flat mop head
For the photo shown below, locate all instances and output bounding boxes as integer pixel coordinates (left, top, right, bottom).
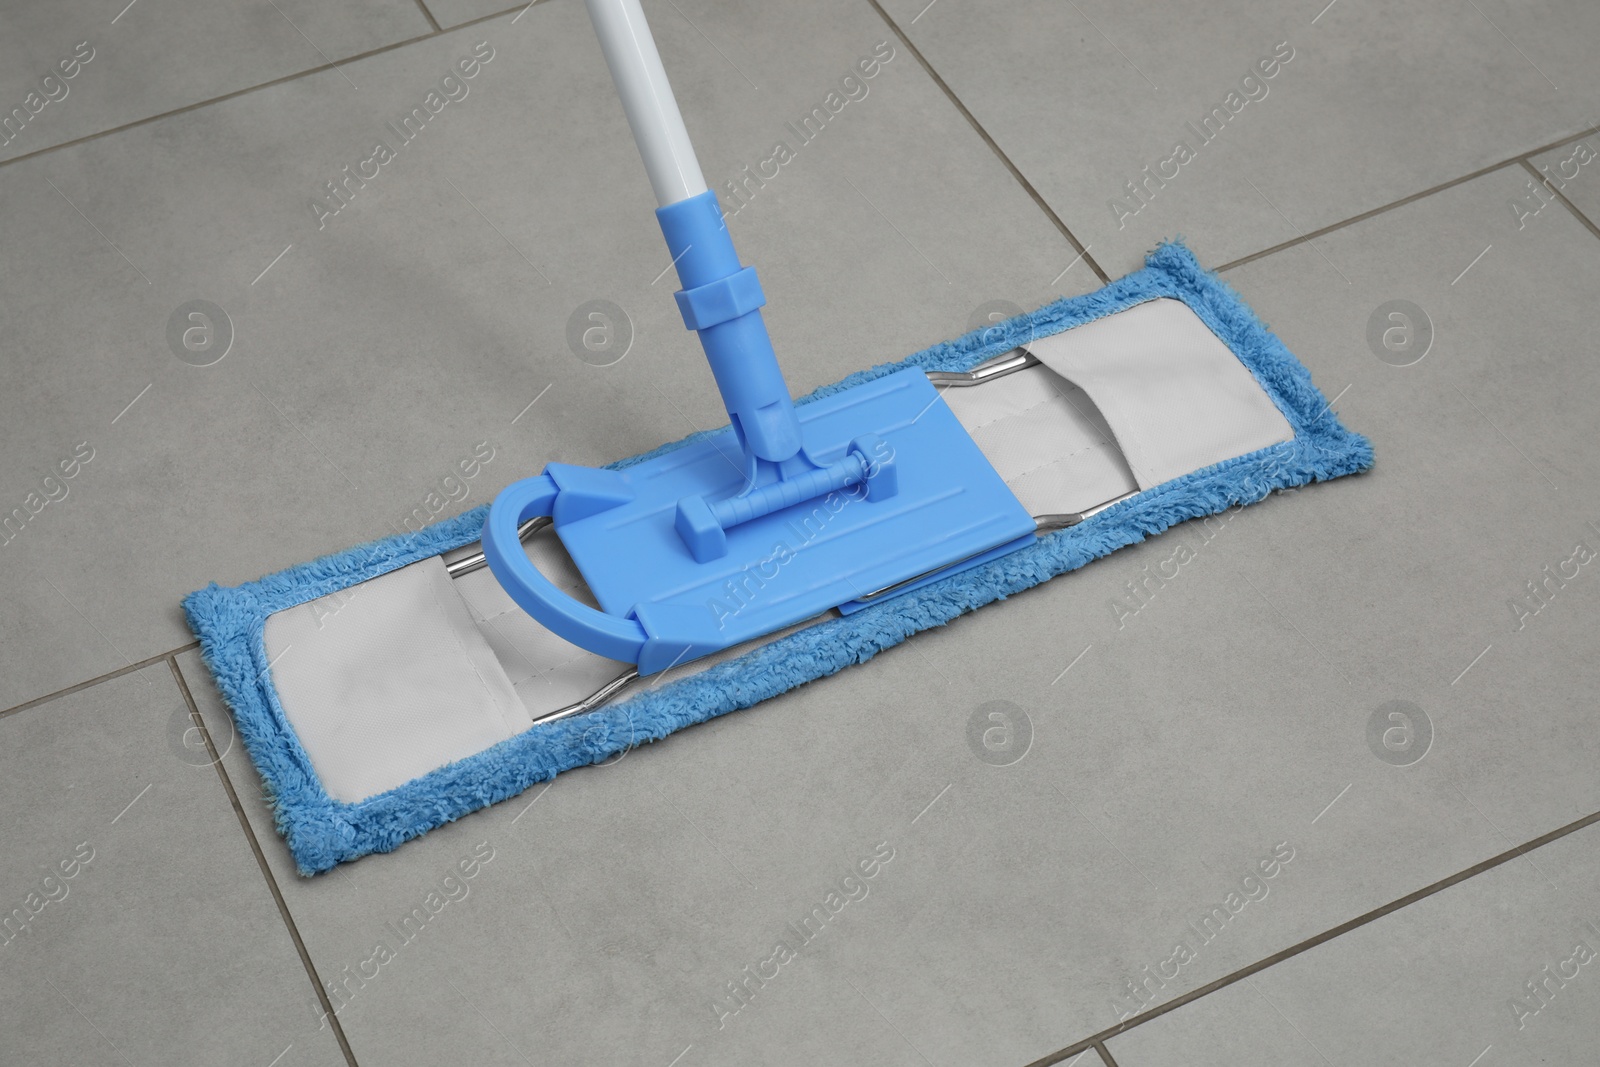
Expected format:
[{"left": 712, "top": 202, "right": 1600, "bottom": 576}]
[
  {"left": 182, "top": 2, "right": 1374, "bottom": 874},
  {"left": 183, "top": 243, "right": 1374, "bottom": 873}
]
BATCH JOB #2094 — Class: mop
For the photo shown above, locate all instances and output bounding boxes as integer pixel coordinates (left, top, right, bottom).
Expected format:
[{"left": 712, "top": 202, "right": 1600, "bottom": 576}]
[{"left": 184, "top": 0, "right": 1373, "bottom": 874}]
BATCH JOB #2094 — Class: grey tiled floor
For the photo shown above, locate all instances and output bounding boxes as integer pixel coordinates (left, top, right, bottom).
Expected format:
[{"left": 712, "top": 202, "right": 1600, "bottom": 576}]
[{"left": 3, "top": 2, "right": 1597, "bottom": 1065}]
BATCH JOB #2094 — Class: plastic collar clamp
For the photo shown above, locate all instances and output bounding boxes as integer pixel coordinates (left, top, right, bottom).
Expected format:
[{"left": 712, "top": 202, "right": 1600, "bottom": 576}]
[{"left": 655, "top": 190, "right": 801, "bottom": 464}]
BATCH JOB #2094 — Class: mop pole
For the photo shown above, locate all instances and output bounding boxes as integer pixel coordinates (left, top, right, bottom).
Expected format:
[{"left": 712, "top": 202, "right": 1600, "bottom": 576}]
[{"left": 582, "top": 0, "right": 803, "bottom": 467}]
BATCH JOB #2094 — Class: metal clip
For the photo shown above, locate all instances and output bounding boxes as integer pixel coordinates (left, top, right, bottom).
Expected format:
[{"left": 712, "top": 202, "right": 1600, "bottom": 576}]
[
  {"left": 445, "top": 516, "right": 550, "bottom": 579},
  {"left": 924, "top": 349, "right": 1039, "bottom": 387},
  {"left": 444, "top": 520, "right": 639, "bottom": 722},
  {"left": 1033, "top": 491, "right": 1140, "bottom": 533},
  {"left": 528, "top": 667, "right": 640, "bottom": 726}
]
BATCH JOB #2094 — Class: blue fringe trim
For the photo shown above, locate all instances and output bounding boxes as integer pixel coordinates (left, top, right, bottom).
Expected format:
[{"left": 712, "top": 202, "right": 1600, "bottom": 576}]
[{"left": 183, "top": 242, "right": 1373, "bottom": 874}]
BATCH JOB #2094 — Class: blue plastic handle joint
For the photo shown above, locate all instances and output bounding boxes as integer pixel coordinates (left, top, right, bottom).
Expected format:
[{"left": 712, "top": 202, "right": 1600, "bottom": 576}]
[
  {"left": 656, "top": 191, "right": 802, "bottom": 465},
  {"left": 674, "top": 433, "right": 898, "bottom": 562}
]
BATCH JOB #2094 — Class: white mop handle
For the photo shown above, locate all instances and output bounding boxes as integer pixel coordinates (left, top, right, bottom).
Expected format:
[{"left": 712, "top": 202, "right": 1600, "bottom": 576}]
[{"left": 583, "top": 0, "right": 709, "bottom": 207}]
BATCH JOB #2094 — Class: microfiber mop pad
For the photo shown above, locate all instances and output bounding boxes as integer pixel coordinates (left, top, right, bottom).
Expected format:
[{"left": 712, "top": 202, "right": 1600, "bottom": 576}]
[{"left": 183, "top": 242, "right": 1373, "bottom": 875}]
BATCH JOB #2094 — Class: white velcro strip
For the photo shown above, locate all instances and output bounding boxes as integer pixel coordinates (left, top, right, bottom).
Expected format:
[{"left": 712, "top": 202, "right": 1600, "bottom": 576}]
[
  {"left": 263, "top": 558, "right": 532, "bottom": 803},
  {"left": 1023, "top": 298, "right": 1293, "bottom": 489},
  {"left": 941, "top": 364, "right": 1139, "bottom": 516}
]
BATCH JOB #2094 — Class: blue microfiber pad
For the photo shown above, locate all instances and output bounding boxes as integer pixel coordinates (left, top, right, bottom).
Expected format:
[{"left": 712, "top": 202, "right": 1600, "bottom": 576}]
[{"left": 183, "top": 242, "right": 1373, "bottom": 874}]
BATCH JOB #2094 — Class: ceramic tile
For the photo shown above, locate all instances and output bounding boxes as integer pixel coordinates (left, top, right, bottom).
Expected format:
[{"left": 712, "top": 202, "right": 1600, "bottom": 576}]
[
  {"left": 0, "top": 663, "right": 344, "bottom": 1066},
  {"left": 18, "top": 1, "right": 1600, "bottom": 1062},
  {"left": 0, "top": 0, "right": 432, "bottom": 164},
  {"left": 880, "top": 0, "right": 1600, "bottom": 273},
  {"left": 1105, "top": 821, "right": 1600, "bottom": 1066}
]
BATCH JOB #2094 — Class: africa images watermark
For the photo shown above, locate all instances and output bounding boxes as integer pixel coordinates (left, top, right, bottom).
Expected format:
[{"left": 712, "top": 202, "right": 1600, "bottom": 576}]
[
  {"left": 1, "top": 842, "right": 96, "bottom": 949},
  {"left": 1366, "top": 700, "right": 1431, "bottom": 767},
  {"left": 1, "top": 441, "right": 95, "bottom": 549},
  {"left": 1108, "top": 441, "right": 1322, "bottom": 630},
  {"left": 399, "top": 439, "right": 498, "bottom": 533},
  {"left": 1, "top": 40, "right": 96, "bottom": 149},
  {"left": 1109, "top": 841, "right": 1296, "bottom": 1022},
  {"left": 1108, "top": 505, "right": 1237, "bottom": 629},
  {"left": 717, "top": 41, "right": 897, "bottom": 218},
  {"left": 1108, "top": 40, "right": 1296, "bottom": 230},
  {"left": 313, "top": 841, "right": 496, "bottom": 1028},
  {"left": 1507, "top": 918, "right": 1600, "bottom": 1031},
  {"left": 1506, "top": 525, "right": 1596, "bottom": 632},
  {"left": 309, "top": 41, "right": 497, "bottom": 230},
  {"left": 709, "top": 841, "right": 895, "bottom": 1030},
  {"left": 1509, "top": 137, "right": 1597, "bottom": 230},
  {"left": 1367, "top": 299, "right": 1433, "bottom": 367},
  {"left": 967, "top": 700, "right": 1033, "bottom": 766}
]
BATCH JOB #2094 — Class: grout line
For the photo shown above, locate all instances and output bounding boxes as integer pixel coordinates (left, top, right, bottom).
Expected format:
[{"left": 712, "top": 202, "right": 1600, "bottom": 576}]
[
  {"left": 0, "top": 641, "right": 199, "bottom": 720},
  {"left": 412, "top": 0, "right": 444, "bottom": 33},
  {"left": 1216, "top": 121, "right": 1600, "bottom": 273},
  {"left": 265, "top": 0, "right": 362, "bottom": 92},
  {"left": 860, "top": 0, "right": 1110, "bottom": 284},
  {"left": 0, "top": 2, "right": 543, "bottom": 174},
  {"left": 167, "top": 655, "right": 363, "bottom": 1067},
  {"left": 5, "top": 30, "right": 1592, "bottom": 1067},
  {"left": 858, "top": 2, "right": 1595, "bottom": 285},
  {"left": 1019, "top": 806, "right": 1600, "bottom": 1067},
  {"left": 1216, "top": 161, "right": 1515, "bottom": 272},
  {"left": 1, "top": 0, "right": 1586, "bottom": 290},
  {"left": 1519, "top": 158, "right": 1600, "bottom": 242},
  {"left": 1243, "top": 177, "right": 1350, "bottom": 284}
]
